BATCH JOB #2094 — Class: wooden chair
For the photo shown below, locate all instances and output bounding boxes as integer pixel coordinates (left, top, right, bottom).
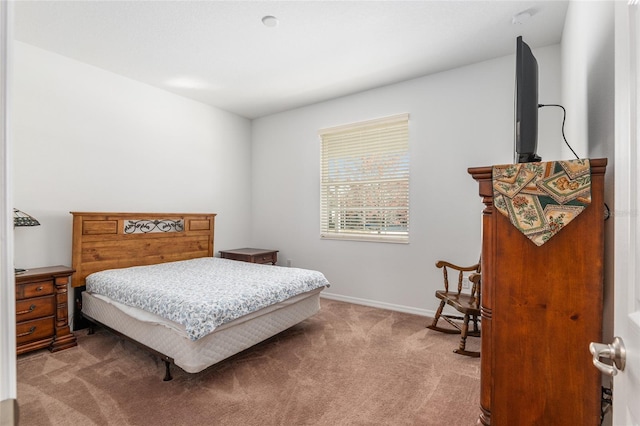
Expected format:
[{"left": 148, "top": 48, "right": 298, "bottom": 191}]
[{"left": 427, "top": 260, "right": 481, "bottom": 357}]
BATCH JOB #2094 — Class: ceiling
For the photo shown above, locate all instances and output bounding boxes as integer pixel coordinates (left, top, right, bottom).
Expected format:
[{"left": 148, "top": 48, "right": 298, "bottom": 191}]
[{"left": 13, "top": 1, "right": 569, "bottom": 119}]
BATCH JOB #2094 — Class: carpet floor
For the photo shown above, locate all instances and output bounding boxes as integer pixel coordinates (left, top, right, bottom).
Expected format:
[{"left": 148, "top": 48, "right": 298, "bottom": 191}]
[{"left": 17, "top": 299, "right": 480, "bottom": 426}]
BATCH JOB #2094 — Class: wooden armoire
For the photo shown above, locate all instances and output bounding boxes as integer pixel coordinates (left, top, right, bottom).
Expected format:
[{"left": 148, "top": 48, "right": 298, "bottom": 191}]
[{"left": 468, "top": 158, "right": 607, "bottom": 425}]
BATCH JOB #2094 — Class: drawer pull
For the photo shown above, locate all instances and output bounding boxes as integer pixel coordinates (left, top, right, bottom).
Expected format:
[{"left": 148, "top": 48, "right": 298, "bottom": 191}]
[
  {"left": 36, "top": 286, "right": 44, "bottom": 292},
  {"left": 17, "top": 326, "right": 36, "bottom": 338},
  {"left": 16, "top": 304, "right": 37, "bottom": 315}
]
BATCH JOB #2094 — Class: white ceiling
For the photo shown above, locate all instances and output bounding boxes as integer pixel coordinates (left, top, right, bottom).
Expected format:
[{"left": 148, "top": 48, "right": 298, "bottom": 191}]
[{"left": 13, "top": 1, "right": 569, "bottom": 119}]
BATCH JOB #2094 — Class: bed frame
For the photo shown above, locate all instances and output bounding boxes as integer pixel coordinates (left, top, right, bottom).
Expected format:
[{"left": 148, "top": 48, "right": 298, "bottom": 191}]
[
  {"left": 70, "top": 212, "right": 323, "bottom": 381},
  {"left": 71, "top": 212, "right": 215, "bottom": 288},
  {"left": 71, "top": 212, "right": 216, "bottom": 380}
]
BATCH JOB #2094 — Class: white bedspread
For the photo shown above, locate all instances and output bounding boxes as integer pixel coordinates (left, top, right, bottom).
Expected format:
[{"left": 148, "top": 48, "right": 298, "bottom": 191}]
[{"left": 85, "top": 257, "right": 329, "bottom": 341}]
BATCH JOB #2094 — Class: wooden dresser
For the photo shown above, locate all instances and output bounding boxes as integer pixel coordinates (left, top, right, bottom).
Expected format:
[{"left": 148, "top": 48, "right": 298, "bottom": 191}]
[
  {"left": 15, "top": 266, "right": 77, "bottom": 355},
  {"left": 468, "top": 158, "right": 606, "bottom": 425}
]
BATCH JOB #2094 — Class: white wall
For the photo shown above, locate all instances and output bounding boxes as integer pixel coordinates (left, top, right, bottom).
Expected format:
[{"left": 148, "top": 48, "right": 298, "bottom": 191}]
[
  {"left": 11, "top": 39, "right": 566, "bottom": 319},
  {"left": 251, "top": 45, "right": 563, "bottom": 315},
  {"left": 11, "top": 42, "right": 253, "bottom": 272},
  {"left": 562, "top": 0, "right": 615, "bottom": 340},
  {"left": 562, "top": 2, "right": 615, "bottom": 161},
  {"left": 562, "top": 1, "right": 616, "bottom": 408}
]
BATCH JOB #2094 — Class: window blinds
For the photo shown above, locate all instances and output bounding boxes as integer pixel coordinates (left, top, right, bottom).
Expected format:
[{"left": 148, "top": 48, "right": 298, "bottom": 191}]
[{"left": 319, "top": 113, "right": 409, "bottom": 243}]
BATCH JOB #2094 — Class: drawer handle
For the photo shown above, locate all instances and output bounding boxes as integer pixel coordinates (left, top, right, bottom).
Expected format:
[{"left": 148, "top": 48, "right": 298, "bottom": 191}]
[
  {"left": 16, "top": 304, "right": 37, "bottom": 315},
  {"left": 17, "top": 326, "right": 36, "bottom": 338},
  {"left": 36, "top": 286, "right": 44, "bottom": 292}
]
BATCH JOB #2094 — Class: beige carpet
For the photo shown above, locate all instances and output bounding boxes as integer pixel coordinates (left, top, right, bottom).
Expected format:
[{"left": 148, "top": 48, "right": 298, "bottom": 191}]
[{"left": 17, "top": 299, "right": 480, "bottom": 426}]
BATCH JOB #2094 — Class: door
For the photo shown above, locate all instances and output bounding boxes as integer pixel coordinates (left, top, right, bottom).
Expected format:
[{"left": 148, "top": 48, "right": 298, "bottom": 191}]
[
  {"left": 0, "top": 0, "right": 18, "bottom": 421},
  {"left": 613, "top": 2, "right": 640, "bottom": 425}
]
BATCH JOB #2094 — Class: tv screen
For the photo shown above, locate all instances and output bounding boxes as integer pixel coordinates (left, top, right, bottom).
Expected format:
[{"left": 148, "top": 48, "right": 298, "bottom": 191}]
[{"left": 515, "top": 36, "right": 541, "bottom": 163}]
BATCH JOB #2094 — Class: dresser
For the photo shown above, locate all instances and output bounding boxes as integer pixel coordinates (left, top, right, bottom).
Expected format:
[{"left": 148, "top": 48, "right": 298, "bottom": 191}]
[
  {"left": 15, "top": 266, "right": 77, "bottom": 355},
  {"left": 468, "top": 158, "right": 606, "bottom": 425},
  {"left": 219, "top": 248, "right": 278, "bottom": 265}
]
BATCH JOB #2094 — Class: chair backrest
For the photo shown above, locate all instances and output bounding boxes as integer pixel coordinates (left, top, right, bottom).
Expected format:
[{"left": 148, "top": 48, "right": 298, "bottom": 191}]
[
  {"left": 435, "top": 260, "right": 481, "bottom": 296},
  {"left": 469, "top": 272, "right": 481, "bottom": 301}
]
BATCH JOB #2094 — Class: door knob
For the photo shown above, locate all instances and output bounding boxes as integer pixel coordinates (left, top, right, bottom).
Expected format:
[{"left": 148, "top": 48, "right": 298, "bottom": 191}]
[{"left": 589, "top": 336, "right": 626, "bottom": 376}]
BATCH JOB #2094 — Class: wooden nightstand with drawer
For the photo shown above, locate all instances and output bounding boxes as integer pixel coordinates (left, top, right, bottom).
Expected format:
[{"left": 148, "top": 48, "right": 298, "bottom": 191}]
[
  {"left": 15, "top": 266, "right": 77, "bottom": 355},
  {"left": 219, "top": 248, "right": 279, "bottom": 265}
]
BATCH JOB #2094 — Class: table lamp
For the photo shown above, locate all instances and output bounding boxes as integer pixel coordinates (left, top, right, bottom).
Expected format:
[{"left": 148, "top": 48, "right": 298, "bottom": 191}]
[{"left": 14, "top": 208, "right": 40, "bottom": 273}]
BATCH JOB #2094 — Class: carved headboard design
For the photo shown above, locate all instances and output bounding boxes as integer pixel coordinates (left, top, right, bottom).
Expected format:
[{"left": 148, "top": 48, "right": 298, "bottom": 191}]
[{"left": 70, "top": 212, "right": 216, "bottom": 287}]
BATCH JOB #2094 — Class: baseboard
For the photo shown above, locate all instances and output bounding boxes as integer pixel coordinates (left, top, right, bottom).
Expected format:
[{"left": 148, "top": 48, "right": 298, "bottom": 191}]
[{"left": 320, "top": 292, "right": 435, "bottom": 319}]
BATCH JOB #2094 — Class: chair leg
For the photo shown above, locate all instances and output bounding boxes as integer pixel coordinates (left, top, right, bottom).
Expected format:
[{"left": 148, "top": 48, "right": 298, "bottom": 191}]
[
  {"left": 431, "top": 300, "right": 445, "bottom": 325},
  {"left": 467, "top": 314, "right": 481, "bottom": 337},
  {"left": 454, "top": 313, "right": 480, "bottom": 358},
  {"left": 427, "top": 301, "right": 461, "bottom": 334},
  {"left": 459, "top": 313, "right": 470, "bottom": 351}
]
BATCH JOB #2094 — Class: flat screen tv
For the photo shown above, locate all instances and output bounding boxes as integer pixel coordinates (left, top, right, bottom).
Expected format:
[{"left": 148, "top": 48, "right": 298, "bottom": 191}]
[{"left": 514, "top": 36, "right": 541, "bottom": 163}]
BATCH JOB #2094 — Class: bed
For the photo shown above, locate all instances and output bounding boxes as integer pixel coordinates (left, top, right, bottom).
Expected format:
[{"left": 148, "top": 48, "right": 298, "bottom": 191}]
[{"left": 71, "top": 212, "right": 329, "bottom": 380}]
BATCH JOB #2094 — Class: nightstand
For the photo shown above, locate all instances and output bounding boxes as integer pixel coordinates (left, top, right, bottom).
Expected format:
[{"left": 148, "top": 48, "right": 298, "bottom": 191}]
[
  {"left": 219, "top": 248, "right": 279, "bottom": 265},
  {"left": 15, "top": 266, "right": 77, "bottom": 355}
]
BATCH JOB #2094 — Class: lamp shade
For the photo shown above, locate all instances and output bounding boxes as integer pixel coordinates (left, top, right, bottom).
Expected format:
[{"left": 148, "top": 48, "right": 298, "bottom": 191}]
[{"left": 13, "top": 209, "right": 40, "bottom": 227}]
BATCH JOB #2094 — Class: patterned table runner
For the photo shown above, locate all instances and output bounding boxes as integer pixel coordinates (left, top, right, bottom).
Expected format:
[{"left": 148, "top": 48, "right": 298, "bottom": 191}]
[{"left": 492, "top": 159, "right": 591, "bottom": 246}]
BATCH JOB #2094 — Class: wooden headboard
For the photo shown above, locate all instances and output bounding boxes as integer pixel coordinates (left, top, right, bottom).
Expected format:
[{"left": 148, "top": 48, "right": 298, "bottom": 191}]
[{"left": 71, "top": 212, "right": 216, "bottom": 288}]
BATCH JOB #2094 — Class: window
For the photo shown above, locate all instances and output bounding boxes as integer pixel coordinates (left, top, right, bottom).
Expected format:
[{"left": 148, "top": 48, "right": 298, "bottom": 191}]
[{"left": 319, "top": 113, "right": 409, "bottom": 243}]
